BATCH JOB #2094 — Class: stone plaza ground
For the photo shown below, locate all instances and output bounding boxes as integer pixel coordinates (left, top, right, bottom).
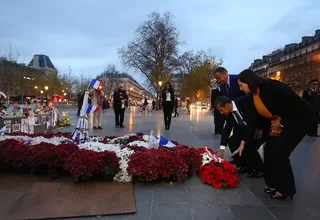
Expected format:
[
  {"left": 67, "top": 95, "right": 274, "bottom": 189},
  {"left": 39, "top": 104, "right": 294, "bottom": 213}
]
[{"left": 59, "top": 107, "right": 320, "bottom": 220}]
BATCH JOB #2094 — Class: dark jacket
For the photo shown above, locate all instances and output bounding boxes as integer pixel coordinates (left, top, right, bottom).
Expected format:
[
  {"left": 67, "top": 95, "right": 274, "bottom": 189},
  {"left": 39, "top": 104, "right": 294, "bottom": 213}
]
[
  {"left": 302, "top": 88, "right": 320, "bottom": 111},
  {"left": 257, "top": 80, "right": 318, "bottom": 127},
  {"left": 113, "top": 89, "right": 128, "bottom": 110},
  {"left": 161, "top": 89, "right": 175, "bottom": 106},
  {"left": 220, "top": 95, "right": 263, "bottom": 146},
  {"left": 219, "top": 74, "right": 245, "bottom": 99}
]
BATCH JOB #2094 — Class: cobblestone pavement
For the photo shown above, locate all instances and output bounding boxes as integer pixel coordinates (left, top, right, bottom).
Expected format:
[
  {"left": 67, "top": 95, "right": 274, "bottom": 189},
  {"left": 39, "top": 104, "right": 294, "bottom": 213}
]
[{"left": 58, "top": 107, "right": 320, "bottom": 220}]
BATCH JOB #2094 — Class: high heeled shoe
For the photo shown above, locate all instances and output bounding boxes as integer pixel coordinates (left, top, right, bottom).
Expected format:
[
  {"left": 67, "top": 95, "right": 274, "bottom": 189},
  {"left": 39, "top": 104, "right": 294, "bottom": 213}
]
[
  {"left": 270, "top": 192, "right": 293, "bottom": 200},
  {"left": 264, "top": 188, "right": 277, "bottom": 194}
]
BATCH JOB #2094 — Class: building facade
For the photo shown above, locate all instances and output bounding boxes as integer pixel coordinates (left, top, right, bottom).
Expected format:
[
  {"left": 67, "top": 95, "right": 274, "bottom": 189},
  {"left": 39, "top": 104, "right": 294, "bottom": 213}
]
[
  {"left": 98, "top": 73, "right": 153, "bottom": 101},
  {"left": 250, "top": 29, "right": 320, "bottom": 90}
]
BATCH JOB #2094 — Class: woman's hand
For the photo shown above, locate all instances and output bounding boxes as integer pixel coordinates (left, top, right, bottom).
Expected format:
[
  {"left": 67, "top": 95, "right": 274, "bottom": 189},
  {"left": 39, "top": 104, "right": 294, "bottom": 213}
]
[{"left": 271, "top": 121, "right": 283, "bottom": 131}]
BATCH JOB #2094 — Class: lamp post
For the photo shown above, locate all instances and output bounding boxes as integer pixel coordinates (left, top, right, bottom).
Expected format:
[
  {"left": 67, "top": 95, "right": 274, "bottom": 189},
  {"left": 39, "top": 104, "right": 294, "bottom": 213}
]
[
  {"left": 157, "top": 81, "right": 163, "bottom": 110},
  {"left": 44, "top": 86, "right": 49, "bottom": 106},
  {"left": 34, "top": 86, "right": 38, "bottom": 108},
  {"left": 40, "top": 90, "right": 43, "bottom": 104}
]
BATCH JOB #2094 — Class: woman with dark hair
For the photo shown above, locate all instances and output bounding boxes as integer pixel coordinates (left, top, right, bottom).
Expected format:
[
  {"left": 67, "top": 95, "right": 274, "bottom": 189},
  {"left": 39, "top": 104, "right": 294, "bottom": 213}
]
[
  {"left": 233, "top": 69, "right": 317, "bottom": 200},
  {"left": 161, "top": 82, "right": 175, "bottom": 130}
]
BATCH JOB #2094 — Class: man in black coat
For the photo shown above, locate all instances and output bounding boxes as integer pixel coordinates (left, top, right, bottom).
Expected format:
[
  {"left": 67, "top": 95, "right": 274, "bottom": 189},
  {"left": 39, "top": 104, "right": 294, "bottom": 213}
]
[
  {"left": 211, "top": 80, "right": 224, "bottom": 134},
  {"left": 302, "top": 79, "right": 319, "bottom": 137},
  {"left": 113, "top": 84, "right": 128, "bottom": 128},
  {"left": 214, "top": 95, "right": 266, "bottom": 177},
  {"left": 211, "top": 67, "right": 245, "bottom": 133}
]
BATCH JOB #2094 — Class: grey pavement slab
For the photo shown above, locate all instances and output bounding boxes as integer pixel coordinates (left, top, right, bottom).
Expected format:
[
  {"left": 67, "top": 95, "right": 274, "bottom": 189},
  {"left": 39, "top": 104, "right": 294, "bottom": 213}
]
[{"left": 55, "top": 107, "right": 320, "bottom": 220}]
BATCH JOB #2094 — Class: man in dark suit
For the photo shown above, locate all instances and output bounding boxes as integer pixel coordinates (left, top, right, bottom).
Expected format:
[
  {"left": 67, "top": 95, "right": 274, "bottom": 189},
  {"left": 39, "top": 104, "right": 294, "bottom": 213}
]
[
  {"left": 211, "top": 67, "right": 245, "bottom": 133},
  {"left": 211, "top": 79, "right": 224, "bottom": 134},
  {"left": 212, "top": 67, "right": 245, "bottom": 99},
  {"left": 214, "top": 95, "right": 266, "bottom": 177},
  {"left": 302, "top": 80, "right": 319, "bottom": 137}
]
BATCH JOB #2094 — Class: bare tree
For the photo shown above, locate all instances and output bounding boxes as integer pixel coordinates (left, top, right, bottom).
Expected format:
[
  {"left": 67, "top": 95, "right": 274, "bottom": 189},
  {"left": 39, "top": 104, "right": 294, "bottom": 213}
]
[
  {"left": 118, "top": 11, "right": 182, "bottom": 108},
  {"left": 97, "top": 64, "right": 122, "bottom": 99}
]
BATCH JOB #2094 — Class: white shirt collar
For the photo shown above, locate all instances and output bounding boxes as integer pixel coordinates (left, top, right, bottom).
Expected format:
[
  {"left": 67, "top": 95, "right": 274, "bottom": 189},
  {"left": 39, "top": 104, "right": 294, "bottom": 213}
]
[
  {"left": 231, "top": 101, "right": 238, "bottom": 112},
  {"left": 227, "top": 75, "right": 230, "bottom": 86}
]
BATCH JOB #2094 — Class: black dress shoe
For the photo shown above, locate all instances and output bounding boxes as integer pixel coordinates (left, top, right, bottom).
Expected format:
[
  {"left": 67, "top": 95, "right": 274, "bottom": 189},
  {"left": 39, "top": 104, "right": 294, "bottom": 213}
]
[
  {"left": 236, "top": 167, "right": 248, "bottom": 173},
  {"left": 98, "top": 126, "right": 103, "bottom": 129},
  {"left": 247, "top": 171, "right": 264, "bottom": 178},
  {"left": 264, "top": 188, "right": 277, "bottom": 194},
  {"left": 120, "top": 125, "right": 125, "bottom": 128},
  {"left": 270, "top": 192, "right": 293, "bottom": 200}
]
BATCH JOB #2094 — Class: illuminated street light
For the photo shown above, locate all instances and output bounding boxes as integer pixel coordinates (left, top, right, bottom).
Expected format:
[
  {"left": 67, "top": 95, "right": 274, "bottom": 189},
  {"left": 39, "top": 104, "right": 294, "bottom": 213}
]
[
  {"left": 158, "top": 81, "right": 162, "bottom": 87},
  {"left": 44, "top": 86, "right": 49, "bottom": 106}
]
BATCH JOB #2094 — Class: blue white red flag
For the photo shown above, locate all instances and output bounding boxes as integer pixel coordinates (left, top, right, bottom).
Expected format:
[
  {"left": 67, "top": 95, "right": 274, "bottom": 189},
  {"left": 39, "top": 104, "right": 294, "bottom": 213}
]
[
  {"left": 158, "top": 136, "right": 175, "bottom": 148},
  {"left": 88, "top": 79, "right": 104, "bottom": 90},
  {"left": 85, "top": 104, "right": 100, "bottom": 114},
  {"left": 0, "top": 125, "right": 6, "bottom": 133}
]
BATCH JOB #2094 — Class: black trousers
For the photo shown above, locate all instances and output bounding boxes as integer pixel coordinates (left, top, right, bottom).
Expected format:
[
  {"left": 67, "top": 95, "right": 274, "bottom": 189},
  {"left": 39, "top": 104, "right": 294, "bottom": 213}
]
[
  {"left": 114, "top": 108, "right": 125, "bottom": 126},
  {"left": 264, "top": 121, "right": 307, "bottom": 196},
  {"left": 228, "top": 128, "right": 248, "bottom": 168},
  {"left": 214, "top": 109, "right": 224, "bottom": 133},
  {"left": 163, "top": 103, "right": 173, "bottom": 127},
  {"left": 228, "top": 126, "right": 265, "bottom": 171},
  {"left": 174, "top": 107, "right": 179, "bottom": 117},
  {"left": 243, "top": 137, "right": 265, "bottom": 173}
]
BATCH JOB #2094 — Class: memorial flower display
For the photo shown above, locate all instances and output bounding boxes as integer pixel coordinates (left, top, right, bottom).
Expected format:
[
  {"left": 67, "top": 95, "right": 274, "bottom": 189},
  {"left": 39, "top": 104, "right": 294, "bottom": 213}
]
[
  {"left": 196, "top": 147, "right": 238, "bottom": 189},
  {"left": 0, "top": 132, "right": 239, "bottom": 189}
]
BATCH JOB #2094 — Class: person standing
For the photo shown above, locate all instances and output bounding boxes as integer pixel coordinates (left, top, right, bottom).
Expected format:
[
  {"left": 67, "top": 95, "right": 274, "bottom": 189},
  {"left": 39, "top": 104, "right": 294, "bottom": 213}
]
[
  {"left": 235, "top": 69, "right": 318, "bottom": 200},
  {"left": 77, "top": 90, "right": 85, "bottom": 116},
  {"left": 113, "top": 84, "right": 128, "bottom": 128},
  {"left": 186, "top": 98, "right": 191, "bottom": 114},
  {"left": 89, "top": 89, "right": 104, "bottom": 129},
  {"left": 212, "top": 67, "right": 244, "bottom": 99},
  {"left": 161, "top": 82, "right": 175, "bottom": 130},
  {"left": 211, "top": 85, "right": 224, "bottom": 134},
  {"left": 302, "top": 80, "right": 319, "bottom": 137},
  {"left": 173, "top": 96, "right": 179, "bottom": 117}
]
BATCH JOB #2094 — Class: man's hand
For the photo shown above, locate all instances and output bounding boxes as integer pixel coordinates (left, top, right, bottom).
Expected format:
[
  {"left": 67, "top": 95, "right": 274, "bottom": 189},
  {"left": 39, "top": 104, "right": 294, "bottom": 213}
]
[
  {"left": 216, "top": 150, "right": 224, "bottom": 159},
  {"left": 254, "top": 129, "right": 263, "bottom": 139},
  {"left": 231, "top": 140, "right": 245, "bottom": 156}
]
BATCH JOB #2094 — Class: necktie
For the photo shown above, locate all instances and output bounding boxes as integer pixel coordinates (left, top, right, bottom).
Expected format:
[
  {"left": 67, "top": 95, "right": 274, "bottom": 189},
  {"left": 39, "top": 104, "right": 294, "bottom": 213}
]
[
  {"left": 225, "top": 84, "right": 231, "bottom": 96},
  {"left": 233, "top": 111, "right": 246, "bottom": 126}
]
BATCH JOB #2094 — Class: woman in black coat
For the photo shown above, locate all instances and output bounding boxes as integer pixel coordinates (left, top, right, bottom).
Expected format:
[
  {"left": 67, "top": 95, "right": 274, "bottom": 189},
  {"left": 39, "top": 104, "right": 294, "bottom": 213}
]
[
  {"left": 161, "top": 82, "right": 175, "bottom": 130},
  {"left": 234, "top": 69, "right": 317, "bottom": 200}
]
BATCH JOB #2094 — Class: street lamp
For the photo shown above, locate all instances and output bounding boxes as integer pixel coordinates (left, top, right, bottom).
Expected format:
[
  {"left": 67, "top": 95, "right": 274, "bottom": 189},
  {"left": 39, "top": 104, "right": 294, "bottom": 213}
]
[
  {"left": 157, "top": 81, "right": 163, "bottom": 110},
  {"left": 40, "top": 90, "right": 43, "bottom": 105},
  {"left": 44, "top": 86, "right": 49, "bottom": 106},
  {"left": 34, "top": 86, "right": 38, "bottom": 108}
]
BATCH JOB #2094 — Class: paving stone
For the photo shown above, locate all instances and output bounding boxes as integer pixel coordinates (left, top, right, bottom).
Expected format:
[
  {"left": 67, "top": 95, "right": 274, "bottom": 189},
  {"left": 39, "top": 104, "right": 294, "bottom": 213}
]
[
  {"left": 150, "top": 202, "right": 192, "bottom": 220},
  {"left": 269, "top": 206, "right": 319, "bottom": 220},
  {"left": 153, "top": 182, "right": 188, "bottom": 203},
  {"left": 229, "top": 205, "right": 276, "bottom": 220}
]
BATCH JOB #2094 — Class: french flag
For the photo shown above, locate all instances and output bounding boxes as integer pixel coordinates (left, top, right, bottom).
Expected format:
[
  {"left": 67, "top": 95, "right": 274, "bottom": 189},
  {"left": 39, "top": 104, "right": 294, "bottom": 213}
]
[
  {"left": 0, "top": 125, "right": 6, "bottom": 133},
  {"left": 85, "top": 104, "right": 100, "bottom": 114},
  {"left": 88, "top": 79, "right": 104, "bottom": 90},
  {"left": 158, "top": 136, "right": 176, "bottom": 148}
]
